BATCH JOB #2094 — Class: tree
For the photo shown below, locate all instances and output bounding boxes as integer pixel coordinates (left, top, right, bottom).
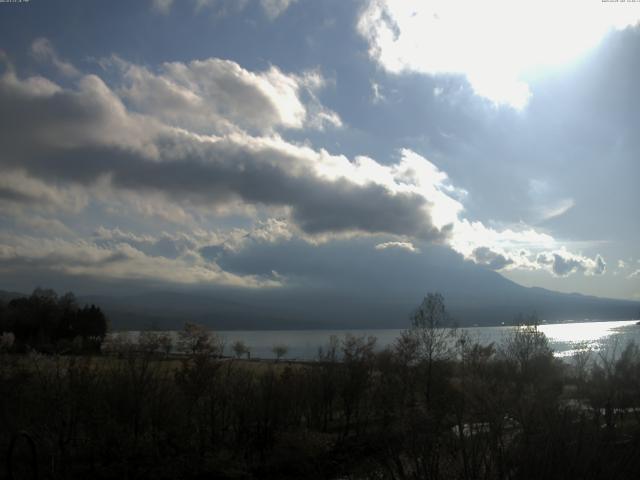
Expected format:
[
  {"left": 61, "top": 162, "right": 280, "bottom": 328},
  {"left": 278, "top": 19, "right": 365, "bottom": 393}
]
[
  {"left": 272, "top": 344, "right": 288, "bottom": 361},
  {"left": 498, "top": 313, "right": 560, "bottom": 440},
  {"left": 138, "top": 331, "right": 162, "bottom": 355},
  {"left": 500, "top": 313, "right": 553, "bottom": 380},
  {"left": 76, "top": 305, "right": 108, "bottom": 345},
  {"left": 318, "top": 335, "right": 340, "bottom": 363},
  {"left": 158, "top": 333, "right": 173, "bottom": 357},
  {"left": 232, "top": 339, "right": 250, "bottom": 359},
  {"left": 178, "top": 322, "right": 223, "bottom": 357},
  {"left": 339, "top": 334, "right": 377, "bottom": 436},
  {"left": 1, "top": 289, "right": 108, "bottom": 352},
  {"left": 409, "top": 292, "right": 457, "bottom": 404}
]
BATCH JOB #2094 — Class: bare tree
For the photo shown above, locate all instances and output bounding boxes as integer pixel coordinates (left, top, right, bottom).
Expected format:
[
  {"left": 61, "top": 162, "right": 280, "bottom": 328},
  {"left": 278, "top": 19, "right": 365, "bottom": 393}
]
[
  {"left": 339, "top": 334, "right": 377, "bottom": 436},
  {"left": 272, "top": 344, "right": 289, "bottom": 361},
  {"left": 232, "top": 339, "right": 250, "bottom": 359},
  {"left": 178, "top": 322, "right": 223, "bottom": 357},
  {"left": 500, "top": 314, "right": 553, "bottom": 380},
  {"left": 571, "top": 341, "right": 593, "bottom": 385},
  {"left": 410, "top": 292, "right": 457, "bottom": 403},
  {"left": 318, "top": 335, "right": 340, "bottom": 362},
  {"left": 157, "top": 333, "right": 173, "bottom": 357},
  {"left": 138, "top": 331, "right": 161, "bottom": 355}
]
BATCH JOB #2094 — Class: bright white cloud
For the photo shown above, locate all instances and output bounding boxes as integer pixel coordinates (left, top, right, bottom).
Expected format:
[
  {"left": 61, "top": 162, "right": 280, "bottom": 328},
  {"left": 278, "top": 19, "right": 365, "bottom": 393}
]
[
  {"left": 110, "top": 56, "right": 339, "bottom": 134},
  {"left": 450, "top": 219, "right": 555, "bottom": 260},
  {"left": 371, "top": 81, "right": 385, "bottom": 104},
  {"left": 375, "top": 241, "right": 418, "bottom": 253},
  {"left": 537, "top": 250, "right": 606, "bottom": 277},
  {"left": 358, "top": 0, "right": 640, "bottom": 108},
  {"left": 448, "top": 217, "right": 606, "bottom": 277},
  {"left": 312, "top": 148, "right": 464, "bottom": 232}
]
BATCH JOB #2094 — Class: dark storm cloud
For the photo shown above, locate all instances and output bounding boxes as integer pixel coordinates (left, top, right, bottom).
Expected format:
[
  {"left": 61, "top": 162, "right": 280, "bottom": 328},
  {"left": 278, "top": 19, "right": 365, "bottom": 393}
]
[
  {"left": 45, "top": 141, "right": 441, "bottom": 240},
  {"left": 0, "top": 68, "right": 447, "bottom": 242}
]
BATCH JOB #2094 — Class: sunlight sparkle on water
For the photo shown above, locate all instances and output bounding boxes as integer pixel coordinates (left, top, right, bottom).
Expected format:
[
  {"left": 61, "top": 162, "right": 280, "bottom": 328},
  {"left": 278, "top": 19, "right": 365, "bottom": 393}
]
[{"left": 539, "top": 320, "right": 638, "bottom": 357}]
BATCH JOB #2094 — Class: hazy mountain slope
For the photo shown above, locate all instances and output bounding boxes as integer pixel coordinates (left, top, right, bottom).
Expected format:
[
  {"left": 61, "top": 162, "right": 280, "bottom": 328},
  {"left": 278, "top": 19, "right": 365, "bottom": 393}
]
[
  {"left": 0, "top": 290, "right": 26, "bottom": 303},
  {"left": 2, "top": 246, "right": 638, "bottom": 330},
  {"left": 80, "top": 269, "right": 638, "bottom": 330}
]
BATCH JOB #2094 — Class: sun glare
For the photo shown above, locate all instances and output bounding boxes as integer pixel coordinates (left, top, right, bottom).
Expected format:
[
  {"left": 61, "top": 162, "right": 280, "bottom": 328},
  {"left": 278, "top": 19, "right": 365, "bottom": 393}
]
[{"left": 361, "top": 0, "right": 640, "bottom": 108}]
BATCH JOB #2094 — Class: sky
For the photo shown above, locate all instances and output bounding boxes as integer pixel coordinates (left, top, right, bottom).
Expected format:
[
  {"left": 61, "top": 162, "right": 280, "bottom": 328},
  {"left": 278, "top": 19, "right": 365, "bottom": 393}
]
[{"left": 0, "top": 0, "right": 639, "bottom": 303}]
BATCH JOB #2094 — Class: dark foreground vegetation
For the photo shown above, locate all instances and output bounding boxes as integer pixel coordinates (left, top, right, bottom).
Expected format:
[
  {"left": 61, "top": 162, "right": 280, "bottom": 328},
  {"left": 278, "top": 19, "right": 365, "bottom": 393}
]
[
  {"left": 2, "top": 291, "right": 640, "bottom": 479},
  {"left": 0, "top": 288, "right": 107, "bottom": 354}
]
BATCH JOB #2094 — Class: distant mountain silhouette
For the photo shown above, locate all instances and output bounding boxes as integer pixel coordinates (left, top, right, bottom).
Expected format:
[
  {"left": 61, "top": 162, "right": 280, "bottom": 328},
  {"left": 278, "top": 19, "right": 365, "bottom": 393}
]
[
  {"left": 0, "top": 290, "right": 26, "bottom": 303},
  {"left": 62, "top": 280, "right": 640, "bottom": 331},
  {"left": 2, "top": 248, "right": 638, "bottom": 330}
]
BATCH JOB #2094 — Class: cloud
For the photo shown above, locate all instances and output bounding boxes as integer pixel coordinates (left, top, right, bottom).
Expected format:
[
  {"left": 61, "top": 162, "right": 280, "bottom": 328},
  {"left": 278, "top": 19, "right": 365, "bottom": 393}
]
[
  {"left": 0, "top": 232, "right": 279, "bottom": 288},
  {"left": 450, "top": 220, "right": 606, "bottom": 277},
  {"left": 108, "top": 56, "right": 340, "bottom": 134},
  {"left": 260, "top": 0, "right": 297, "bottom": 19},
  {"left": 471, "top": 246, "right": 513, "bottom": 271},
  {"left": 629, "top": 269, "right": 640, "bottom": 279},
  {"left": 153, "top": 0, "right": 296, "bottom": 19},
  {"left": 0, "top": 67, "right": 449, "bottom": 242},
  {"left": 93, "top": 227, "right": 190, "bottom": 259},
  {"left": 30, "top": 38, "right": 80, "bottom": 77},
  {"left": 15, "top": 217, "right": 75, "bottom": 237},
  {"left": 0, "top": 43, "right": 614, "bottom": 286},
  {"left": 449, "top": 219, "right": 555, "bottom": 262},
  {"left": 537, "top": 250, "right": 606, "bottom": 277},
  {"left": 0, "top": 170, "right": 88, "bottom": 215},
  {"left": 93, "top": 224, "right": 270, "bottom": 260},
  {"left": 151, "top": 0, "right": 174, "bottom": 14},
  {"left": 370, "top": 81, "right": 385, "bottom": 104},
  {"left": 536, "top": 198, "right": 575, "bottom": 222},
  {"left": 375, "top": 241, "right": 418, "bottom": 253},
  {"left": 461, "top": 244, "right": 607, "bottom": 277},
  {"left": 594, "top": 254, "right": 607, "bottom": 276},
  {"left": 357, "top": 0, "right": 640, "bottom": 108},
  {"left": 247, "top": 218, "right": 294, "bottom": 244}
]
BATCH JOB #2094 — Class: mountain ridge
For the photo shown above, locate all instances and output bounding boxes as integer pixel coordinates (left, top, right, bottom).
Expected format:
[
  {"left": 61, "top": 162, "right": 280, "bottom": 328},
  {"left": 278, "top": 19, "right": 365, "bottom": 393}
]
[{"left": 1, "top": 277, "right": 638, "bottom": 331}]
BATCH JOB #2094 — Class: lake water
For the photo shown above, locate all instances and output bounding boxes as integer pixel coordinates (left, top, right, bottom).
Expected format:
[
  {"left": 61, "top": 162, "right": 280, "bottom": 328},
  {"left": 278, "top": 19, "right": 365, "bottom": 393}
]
[{"left": 118, "top": 319, "right": 640, "bottom": 361}]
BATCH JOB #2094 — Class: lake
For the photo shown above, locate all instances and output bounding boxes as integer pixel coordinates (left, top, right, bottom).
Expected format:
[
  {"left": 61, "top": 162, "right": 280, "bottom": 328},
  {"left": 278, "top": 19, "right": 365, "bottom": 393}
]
[{"left": 118, "top": 319, "right": 640, "bottom": 361}]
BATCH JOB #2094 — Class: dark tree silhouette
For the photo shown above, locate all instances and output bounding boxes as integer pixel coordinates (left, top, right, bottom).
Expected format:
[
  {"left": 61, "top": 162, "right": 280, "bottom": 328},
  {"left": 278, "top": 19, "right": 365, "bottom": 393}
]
[{"left": 0, "top": 288, "right": 108, "bottom": 352}]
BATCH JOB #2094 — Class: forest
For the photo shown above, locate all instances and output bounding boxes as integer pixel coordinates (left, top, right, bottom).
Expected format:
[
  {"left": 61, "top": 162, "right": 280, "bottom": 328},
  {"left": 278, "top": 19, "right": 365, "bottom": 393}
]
[
  {"left": 1, "top": 292, "right": 640, "bottom": 479},
  {"left": 0, "top": 289, "right": 108, "bottom": 354}
]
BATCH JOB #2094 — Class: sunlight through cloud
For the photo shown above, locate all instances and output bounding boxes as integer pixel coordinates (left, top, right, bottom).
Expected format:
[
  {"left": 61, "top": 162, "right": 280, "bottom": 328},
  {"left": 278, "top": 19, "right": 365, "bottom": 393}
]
[{"left": 358, "top": 0, "right": 640, "bottom": 108}]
